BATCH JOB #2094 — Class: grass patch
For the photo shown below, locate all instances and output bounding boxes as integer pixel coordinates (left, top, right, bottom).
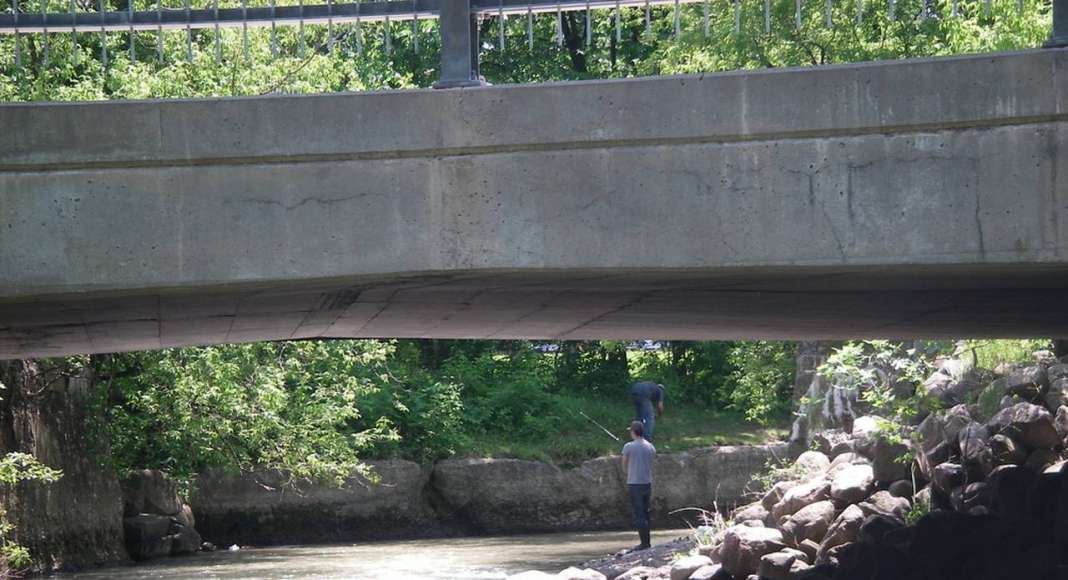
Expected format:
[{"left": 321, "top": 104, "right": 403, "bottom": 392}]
[{"left": 455, "top": 394, "right": 788, "bottom": 465}]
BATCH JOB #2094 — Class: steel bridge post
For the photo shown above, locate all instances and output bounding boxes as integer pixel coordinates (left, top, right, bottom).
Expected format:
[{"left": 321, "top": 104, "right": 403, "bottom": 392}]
[
  {"left": 433, "top": 0, "right": 484, "bottom": 88},
  {"left": 1050, "top": 0, "right": 1068, "bottom": 47}
]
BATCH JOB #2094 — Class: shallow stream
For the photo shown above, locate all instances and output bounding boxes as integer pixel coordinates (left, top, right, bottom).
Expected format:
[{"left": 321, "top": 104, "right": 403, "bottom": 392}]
[{"left": 58, "top": 529, "right": 688, "bottom": 580}]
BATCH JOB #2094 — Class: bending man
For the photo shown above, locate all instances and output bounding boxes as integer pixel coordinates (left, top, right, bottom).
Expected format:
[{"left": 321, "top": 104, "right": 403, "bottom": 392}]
[
  {"left": 629, "top": 381, "right": 665, "bottom": 442},
  {"left": 621, "top": 420, "right": 656, "bottom": 551}
]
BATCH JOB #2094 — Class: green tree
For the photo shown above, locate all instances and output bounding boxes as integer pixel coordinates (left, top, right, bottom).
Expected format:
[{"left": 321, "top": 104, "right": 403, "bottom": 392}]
[
  {"left": 726, "top": 341, "right": 797, "bottom": 424},
  {"left": 0, "top": 0, "right": 1051, "bottom": 100},
  {"left": 91, "top": 341, "right": 411, "bottom": 485}
]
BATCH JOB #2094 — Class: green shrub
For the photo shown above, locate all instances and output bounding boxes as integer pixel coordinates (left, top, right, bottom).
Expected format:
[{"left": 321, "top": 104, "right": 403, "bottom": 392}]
[
  {"left": 726, "top": 342, "right": 797, "bottom": 425},
  {"left": 964, "top": 339, "right": 1053, "bottom": 370}
]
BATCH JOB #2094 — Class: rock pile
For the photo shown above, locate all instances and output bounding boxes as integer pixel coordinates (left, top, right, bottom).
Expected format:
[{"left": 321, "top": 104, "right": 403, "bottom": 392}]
[
  {"left": 121, "top": 469, "right": 202, "bottom": 560},
  {"left": 521, "top": 358, "right": 1068, "bottom": 580}
]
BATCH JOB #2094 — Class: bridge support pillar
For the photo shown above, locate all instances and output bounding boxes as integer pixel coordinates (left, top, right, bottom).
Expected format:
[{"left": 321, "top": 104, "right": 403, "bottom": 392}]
[
  {"left": 433, "top": 0, "right": 485, "bottom": 88},
  {"left": 1050, "top": 0, "right": 1068, "bottom": 46}
]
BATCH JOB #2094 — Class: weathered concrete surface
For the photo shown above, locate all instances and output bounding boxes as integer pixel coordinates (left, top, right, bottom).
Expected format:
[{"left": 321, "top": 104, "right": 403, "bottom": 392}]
[
  {"left": 0, "top": 363, "right": 128, "bottom": 572},
  {"left": 2, "top": 49, "right": 1068, "bottom": 356},
  {"left": 431, "top": 445, "right": 786, "bottom": 534},
  {"left": 190, "top": 445, "right": 782, "bottom": 546},
  {"left": 191, "top": 460, "right": 440, "bottom": 546}
]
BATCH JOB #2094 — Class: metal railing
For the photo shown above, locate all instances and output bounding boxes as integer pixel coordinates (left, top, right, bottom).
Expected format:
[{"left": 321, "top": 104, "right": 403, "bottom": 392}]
[{"left": 0, "top": 0, "right": 1064, "bottom": 86}]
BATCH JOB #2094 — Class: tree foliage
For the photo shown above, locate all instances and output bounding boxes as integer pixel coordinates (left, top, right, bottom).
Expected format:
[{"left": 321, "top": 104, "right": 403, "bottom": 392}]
[
  {"left": 727, "top": 341, "right": 798, "bottom": 424},
  {"left": 91, "top": 341, "right": 405, "bottom": 485},
  {"left": 85, "top": 338, "right": 796, "bottom": 482},
  {"left": 0, "top": 0, "right": 1052, "bottom": 100}
]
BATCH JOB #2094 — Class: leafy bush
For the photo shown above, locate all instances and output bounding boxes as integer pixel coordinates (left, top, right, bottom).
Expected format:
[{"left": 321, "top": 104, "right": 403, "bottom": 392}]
[
  {"left": 630, "top": 342, "right": 734, "bottom": 407},
  {"left": 964, "top": 339, "right": 1053, "bottom": 370},
  {"left": 92, "top": 341, "right": 404, "bottom": 486},
  {"left": 818, "top": 340, "right": 936, "bottom": 425},
  {"left": 442, "top": 348, "right": 562, "bottom": 440},
  {"left": 726, "top": 342, "right": 797, "bottom": 425}
]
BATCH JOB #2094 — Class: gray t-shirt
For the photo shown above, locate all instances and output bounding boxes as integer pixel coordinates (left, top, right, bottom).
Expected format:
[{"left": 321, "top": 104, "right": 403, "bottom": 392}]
[{"left": 622, "top": 439, "right": 656, "bottom": 485}]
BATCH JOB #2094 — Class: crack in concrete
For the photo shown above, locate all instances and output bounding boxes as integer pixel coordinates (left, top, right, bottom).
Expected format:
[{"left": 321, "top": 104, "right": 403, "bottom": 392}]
[{"left": 237, "top": 195, "right": 366, "bottom": 211}]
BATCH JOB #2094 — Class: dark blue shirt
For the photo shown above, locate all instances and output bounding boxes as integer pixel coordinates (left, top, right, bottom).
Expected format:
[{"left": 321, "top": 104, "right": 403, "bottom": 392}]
[{"left": 630, "top": 381, "right": 664, "bottom": 404}]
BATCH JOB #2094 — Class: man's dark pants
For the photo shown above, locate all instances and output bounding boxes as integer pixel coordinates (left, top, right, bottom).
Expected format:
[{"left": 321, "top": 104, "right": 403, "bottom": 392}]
[
  {"left": 628, "top": 483, "right": 652, "bottom": 547},
  {"left": 633, "top": 397, "right": 656, "bottom": 442}
]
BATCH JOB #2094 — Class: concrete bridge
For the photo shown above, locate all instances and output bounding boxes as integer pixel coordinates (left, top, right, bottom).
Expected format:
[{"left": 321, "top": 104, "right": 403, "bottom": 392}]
[{"left": 1, "top": 48, "right": 1067, "bottom": 358}]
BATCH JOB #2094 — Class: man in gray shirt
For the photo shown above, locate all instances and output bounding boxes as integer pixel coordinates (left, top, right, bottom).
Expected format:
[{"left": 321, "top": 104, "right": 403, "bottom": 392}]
[{"left": 621, "top": 420, "right": 656, "bottom": 551}]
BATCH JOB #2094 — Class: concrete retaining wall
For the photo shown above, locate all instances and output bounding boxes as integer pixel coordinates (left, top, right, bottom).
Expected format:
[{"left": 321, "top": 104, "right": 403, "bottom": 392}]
[{"left": 191, "top": 445, "right": 786, "bottom": 546}]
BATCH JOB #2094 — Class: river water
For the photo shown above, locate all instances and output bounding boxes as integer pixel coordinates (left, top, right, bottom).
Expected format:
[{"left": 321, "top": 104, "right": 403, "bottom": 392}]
[{"left": 59, "top": 529, "right": 689, "bottom": 580}]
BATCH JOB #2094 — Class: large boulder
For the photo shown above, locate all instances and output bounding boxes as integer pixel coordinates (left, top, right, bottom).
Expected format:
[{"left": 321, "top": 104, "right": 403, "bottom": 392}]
[
  {"left": 1055, "top": 406, "right": 1068, "bottom": 440},
  {"left": 958, "top": 423, "right": 994, "bottom": 480},
  {"left": 812, "top": 430, "right": 852, "bottom": 459},
  {"left": 856, "top": 514, "right": 904, "bottom": 545},
  {"left": 1025, "top": 448, "right": 1058, "bottom": 472},
  {"left": 888, "top": 480, "right": 914, "bottom": 498},
  {"left": 732, "top": 502, "right": 768, "bottom": 525},
  {"left": 914, "top": 439, "right": 951, "bottom": 483},
  {"left": 932, "top": 463, "right": 965, "bottom": 495},
  {"left": 122, "top": 469, "right": 182, "bottom": 516},
  {"left": 669, "top": 556, "right": 712, "bottom": 580},
  {"left": 1044, "top": 378, "right": 1068, "bottom": 412},
  {"left": 987, "top": 403, "right": 1060, "bottom": 450},
  {"left": 687, "top": 565, "right": 729, "bottom": 580},
  {"left": 770, "top": 480, "right": 831, "bottom": 521},
  {"left": 794, "top": 451, "right": 831, "bottom": 480},
  {"left": 857, "top": 491, "right": 909, "bottom": 521},
  {"left": 756, "top": 551, "right": 801, "bottom": 580},
  {"left": 780, "top": 501, "right": 836, "bottom": 546},
  {"left": 816, "top": 504, "right": 865, "bottom": 563},
  {"left": 1003, "top": 366, "right": 1049, "bottom": 401},
  {"left": 925, "top": 357, "right": 986, "bottom": 405},
  {"left": 915, "top": 413, "right": 946, "bottom": 454},
  {"left": 123, "top": 515, "right": 174, "bottom": 561},
  {"left": 556, "top": 568, "right": 607, "bottom": 580},
  {"left": 797, "top": 539, "right": 820, "bottom": 563},
  {"left": 760, "top": 481, "right": 799, "bottom": 512},
  {"left": 826, "top": 453, "right": 870, "bottom": 478},
  {"left": 990, "top": 434, "right": 1027, "bottom": 466},
  {"left": 851, "top": 416, "right": 883, "bottom": 457},
  {"left": 615, "top": 567, "right": 658, "bottom": 580},
  {"left": 872, "top": 437, "right": 910, "bottom": 483},
  {"left": 720, "top": 526, "right": 785, "bottom": 580},
  {"left": 169, "top": 523, "right": 202, "bottom": 556},
  {"left": 943, "top": 405, "right": 974, "bottom": 447},
  {"left": 959, "top": 482, "right": 991, "bottom": 512},
  {"left": 1049, "top": 364, "right": 1068, "bottom": 382},
  {"left": 829, "top": 464, "right": 874, "bottom": 505}
]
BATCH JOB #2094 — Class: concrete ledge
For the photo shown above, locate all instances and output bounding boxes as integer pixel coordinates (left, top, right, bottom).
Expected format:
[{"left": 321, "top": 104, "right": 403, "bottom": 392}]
[{"left": 1, "top": 49, "right": 1065, "bottom": 169}]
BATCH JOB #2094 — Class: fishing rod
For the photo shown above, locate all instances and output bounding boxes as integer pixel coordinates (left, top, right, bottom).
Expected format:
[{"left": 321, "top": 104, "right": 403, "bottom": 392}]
[{"left": 578, "top": 409, "right": 620, "bottom": 442}]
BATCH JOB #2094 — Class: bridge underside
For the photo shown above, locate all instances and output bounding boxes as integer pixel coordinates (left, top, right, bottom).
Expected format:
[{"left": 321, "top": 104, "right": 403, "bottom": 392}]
[
  {"left": 4, "top": 265, "right": 1068, "bottom": 357},
  {"left": 2, "top": 49, "right": 1067, "bottom": 357}
]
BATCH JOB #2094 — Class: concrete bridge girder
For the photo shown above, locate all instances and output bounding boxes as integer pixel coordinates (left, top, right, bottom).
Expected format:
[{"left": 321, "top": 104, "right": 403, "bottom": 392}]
[{"left": 1, "top": 49, "right": 1067, "bottom": 358}]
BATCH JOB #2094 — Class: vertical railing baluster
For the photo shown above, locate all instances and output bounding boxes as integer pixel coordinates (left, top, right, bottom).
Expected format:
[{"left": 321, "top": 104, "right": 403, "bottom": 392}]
[
  {"left": 433, "top": 0, "right": 481, "bottom": 88},
  {"left": 213, "top": 0, "right": 220, "bottom": 63},
  {"left": 13, "top": 0, "right": 20, "bottom": 69},
  {"left": 100, "top": 0, "right": 108, "bottom": 67},
  {"left": 70, "top": 0, "right": 78, "bottom": 65},
  {"left": 43, "top": 0, "right": 50, "bottom": 65},
  {"left": 1050, "top": 0, "right": 1068, "bottom": 45}
]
